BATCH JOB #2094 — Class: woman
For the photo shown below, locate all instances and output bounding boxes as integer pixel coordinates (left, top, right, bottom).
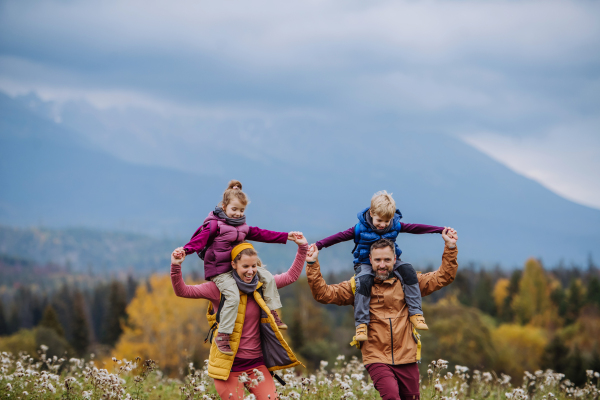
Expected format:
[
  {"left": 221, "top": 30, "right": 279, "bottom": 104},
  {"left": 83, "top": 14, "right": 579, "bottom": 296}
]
[{"left": 170, "top": 233, "right": 308, "bottom": 400}]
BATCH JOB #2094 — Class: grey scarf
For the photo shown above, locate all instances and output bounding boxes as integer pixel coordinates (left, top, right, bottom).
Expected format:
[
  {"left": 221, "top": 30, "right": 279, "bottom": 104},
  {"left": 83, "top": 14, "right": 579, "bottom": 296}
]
[
  {"left": 232, "top": 270, "right": 259, "bottom": 294},
  {"left": 214, "top": 206, "right": 246, "bottom": 226},
  {"left": 365, "top": 209, "right": 393, "bottom": 235}
]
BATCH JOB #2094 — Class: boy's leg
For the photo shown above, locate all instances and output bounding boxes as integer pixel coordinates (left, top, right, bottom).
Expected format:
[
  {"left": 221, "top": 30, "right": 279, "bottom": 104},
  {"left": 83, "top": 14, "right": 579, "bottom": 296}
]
[
  {"left": 394, "top": 260, "right": 423, "bottom": 316},
  {"left": 211, "top": 272, "right": 241, "bottom": 335},
  {"left": 395, "top": 260, "right": 428, "bottom": 330},
  {"left": 354, "top": 263, "right": 374, "bottom": 330},
  {"left": 256, "top": 267, "right": 282, "bottom": 310},
  {"left": 256, "top": 267, "right": 286, "bottom": 329}
]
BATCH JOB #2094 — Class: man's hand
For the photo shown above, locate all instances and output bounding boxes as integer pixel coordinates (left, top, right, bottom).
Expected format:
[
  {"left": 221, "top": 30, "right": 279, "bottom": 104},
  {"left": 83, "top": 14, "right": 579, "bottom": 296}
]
[
  {"left": 442, "top": 228, "right": 458, "bottom": 248},
  {"left": 291, "top": 232, "right": 308, "bottom": 246},
  {"left": 171, "top": 247, "right": 186, "bottom": 265},
  {"left": 306, "top": 244, "right": 319, "bottom": 264}
]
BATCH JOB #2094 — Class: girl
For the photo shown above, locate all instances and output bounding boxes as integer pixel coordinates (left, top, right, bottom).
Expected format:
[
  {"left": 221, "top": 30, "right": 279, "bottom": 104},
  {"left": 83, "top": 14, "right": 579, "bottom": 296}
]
[
  {"left": 173, "top": 180, "right": 298, "bottom": 355},
  {"left": 171, "top": 237, "right": 308, "bottom": 400}
]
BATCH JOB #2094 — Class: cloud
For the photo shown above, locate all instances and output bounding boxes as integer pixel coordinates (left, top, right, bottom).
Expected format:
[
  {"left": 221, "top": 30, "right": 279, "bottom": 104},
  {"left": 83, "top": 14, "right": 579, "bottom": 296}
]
[{"left": 0, "top": 0, "right": 599, "bottom": 207}]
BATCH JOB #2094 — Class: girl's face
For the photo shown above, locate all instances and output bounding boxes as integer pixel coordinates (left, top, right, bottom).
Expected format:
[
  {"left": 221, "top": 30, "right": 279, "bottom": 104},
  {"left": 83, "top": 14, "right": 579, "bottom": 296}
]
[
  {"left": 224, "top": 198, "right": 246, "bottom": 219},
  {"left": 231, "top": 254, "right": 259, "bottom": 283}
]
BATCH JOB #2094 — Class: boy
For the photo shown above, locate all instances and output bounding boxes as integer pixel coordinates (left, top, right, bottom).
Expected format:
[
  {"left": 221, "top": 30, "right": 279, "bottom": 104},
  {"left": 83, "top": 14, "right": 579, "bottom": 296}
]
[{"left": 312, "top": 191, "right": 445, "bottom": 341}]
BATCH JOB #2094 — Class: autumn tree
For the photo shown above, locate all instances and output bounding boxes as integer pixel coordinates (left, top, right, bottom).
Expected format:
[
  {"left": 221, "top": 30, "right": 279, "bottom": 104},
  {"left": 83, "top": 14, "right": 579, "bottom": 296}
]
[
  {"left": 109, "top": 275, "right": 210, "bottom": 376},
  {"left": 512, "top": 258, "right": 552, "bottom": 325}
]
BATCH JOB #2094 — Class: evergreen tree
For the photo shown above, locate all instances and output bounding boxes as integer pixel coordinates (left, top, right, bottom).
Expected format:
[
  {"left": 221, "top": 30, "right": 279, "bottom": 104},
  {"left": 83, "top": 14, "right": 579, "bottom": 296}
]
[
  {"left": 91, "top": 283, "right": 108, "bottom": 344},
  {"left": 541, "top": 335, "right": 569, "bottom": 372},
  {"left": 103, "top": 281, "right": 127, "bottom": 347},
  {"left": 587, "top": 276, "right": 600, "bottom": 307},
  {"left": 473, "top": 272, "right": 496, "bottom": 316},
  {"left": 550, "top": 286, "right": 567, "bottom": 318},
  {"left": 0, "top": 300, "right": 8, "bottom": 335},
  {"left": 566, "top": 346, "right": 586, "bottom": 386},
  {"left": 71, "top": 291, "right": 90, "bottom": 357},
  {"left": 126, "top": 275, "right": 138, "bottom": 302},
  {"left": 590, "top": 346, "right": 600, "bottom": 375},
  {"left": 566, "top": 280, "right": 585, "bottom": 324},
  {"left": 39, "top": 304, "right": 65, "bottom": 337}
]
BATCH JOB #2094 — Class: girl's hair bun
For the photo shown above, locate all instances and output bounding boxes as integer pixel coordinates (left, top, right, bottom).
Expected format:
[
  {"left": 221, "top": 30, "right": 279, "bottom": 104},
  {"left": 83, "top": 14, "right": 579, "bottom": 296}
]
[{"left": 227, "top": 180, "right": 243, "bottom": 190}]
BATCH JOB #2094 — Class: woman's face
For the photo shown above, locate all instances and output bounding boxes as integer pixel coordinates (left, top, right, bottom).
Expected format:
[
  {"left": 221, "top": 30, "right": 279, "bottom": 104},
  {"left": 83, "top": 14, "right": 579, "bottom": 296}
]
[{"left": 232, "top": 254, "right": 259, "bottom": 283}]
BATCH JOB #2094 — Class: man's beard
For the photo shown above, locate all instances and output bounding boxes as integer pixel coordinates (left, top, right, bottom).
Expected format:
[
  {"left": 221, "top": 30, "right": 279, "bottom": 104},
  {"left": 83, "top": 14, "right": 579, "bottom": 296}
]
[{"left": 375, "top": 270, "right": 392, "bottom": 281}]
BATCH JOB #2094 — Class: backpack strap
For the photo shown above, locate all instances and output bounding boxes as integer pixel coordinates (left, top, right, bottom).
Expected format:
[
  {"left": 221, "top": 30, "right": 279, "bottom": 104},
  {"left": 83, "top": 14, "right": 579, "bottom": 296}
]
[
  {"left": 198, "top": 219, "right": 219, "bottom": 260},
  {"left": 351, "top": 224, "right": 361, "bottom": 254},
  {"left": 204, "top": 294, "right": 227, "bottom": 344}
]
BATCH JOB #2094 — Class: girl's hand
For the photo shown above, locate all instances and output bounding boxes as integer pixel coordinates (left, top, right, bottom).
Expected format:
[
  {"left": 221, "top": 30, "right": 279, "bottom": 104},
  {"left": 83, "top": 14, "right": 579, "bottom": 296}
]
[
  {"left": 171, "top": 247, "right": 186, "bottom": 265},
  {"left": 291, "top": 232, "right": 307, "bottom": 246},
  {"left": 288, "top": 231, "right": 302, "bottom": 241},
  {"left": 306, "top": 244, "right": 319, "bottom": 264}
]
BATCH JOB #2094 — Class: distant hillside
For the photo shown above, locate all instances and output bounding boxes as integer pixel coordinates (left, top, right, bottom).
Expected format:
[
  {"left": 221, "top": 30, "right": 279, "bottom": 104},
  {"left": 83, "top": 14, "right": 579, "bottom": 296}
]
[{"left": 1, "top": 92, "right": 599, "bottom": 266}]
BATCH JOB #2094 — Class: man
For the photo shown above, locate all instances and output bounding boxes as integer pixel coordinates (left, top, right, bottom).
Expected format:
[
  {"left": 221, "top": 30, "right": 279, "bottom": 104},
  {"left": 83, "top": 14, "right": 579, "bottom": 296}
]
[{"left": 305, "top": 228, "right": 458, "bottom": 400}]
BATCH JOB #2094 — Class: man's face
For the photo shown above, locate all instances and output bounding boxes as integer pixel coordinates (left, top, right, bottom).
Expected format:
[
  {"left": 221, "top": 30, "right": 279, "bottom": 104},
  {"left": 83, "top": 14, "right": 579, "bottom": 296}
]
[
  {"left": 370, "top": 246, "right": 396, "bottom": 281},
  {"left": 369, "top": 211, "right": 392, "bottom": 230}
]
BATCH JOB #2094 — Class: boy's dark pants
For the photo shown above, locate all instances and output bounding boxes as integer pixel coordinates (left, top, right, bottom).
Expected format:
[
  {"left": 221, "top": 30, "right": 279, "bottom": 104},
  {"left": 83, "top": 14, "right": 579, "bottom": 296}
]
[{"left": 354, "top": 260, "right": 423, "bottom": 327}]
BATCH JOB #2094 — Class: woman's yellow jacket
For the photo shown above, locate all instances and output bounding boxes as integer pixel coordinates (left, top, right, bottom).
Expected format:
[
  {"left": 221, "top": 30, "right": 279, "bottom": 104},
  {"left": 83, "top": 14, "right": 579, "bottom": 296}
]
[{"left": 206, "top": 282, "right": 304, "bottom": 380}]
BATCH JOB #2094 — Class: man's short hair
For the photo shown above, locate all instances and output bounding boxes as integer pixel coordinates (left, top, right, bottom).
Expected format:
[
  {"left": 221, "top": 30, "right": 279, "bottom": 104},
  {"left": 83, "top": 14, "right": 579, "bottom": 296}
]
[
  {"left": 370, "top": 190, "right": 396, "bottom": 220},
  {"left": 370, "top": 238, "right": 395, "bottom": 254}
]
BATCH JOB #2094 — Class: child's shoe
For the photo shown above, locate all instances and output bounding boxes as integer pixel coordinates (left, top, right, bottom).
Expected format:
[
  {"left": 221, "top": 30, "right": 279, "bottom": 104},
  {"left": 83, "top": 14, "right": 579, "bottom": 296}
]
[
  {"left": 271, "top": 310, "right": 288, "bottom": 330},
  {"left": 355, "top": 323, "right": 368, "bottom": 342},
  {"left": 410, "top": 314, "right": 429, "bottom": 330},
  {"left": 215, "top": 332, "right": 234, "bottom": 356}
]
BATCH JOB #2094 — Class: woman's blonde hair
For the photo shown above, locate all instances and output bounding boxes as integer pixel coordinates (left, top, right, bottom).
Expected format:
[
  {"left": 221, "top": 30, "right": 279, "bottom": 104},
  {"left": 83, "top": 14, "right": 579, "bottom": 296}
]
[
  {"left": 370, "top": 190, "right": 396, "bottom": 220},
  {"left": 221, "top": 180, "right": 250, "bottom": 208}
]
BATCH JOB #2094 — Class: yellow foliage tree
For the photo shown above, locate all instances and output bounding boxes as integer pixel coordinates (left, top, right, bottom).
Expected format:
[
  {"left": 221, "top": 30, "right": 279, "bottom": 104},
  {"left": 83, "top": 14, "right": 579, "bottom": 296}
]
[
  {"left": 492, "top": 324, "right": 548, "bottom": 382},
  {"left": 107, "top": 274, "right": 211, "bottom": 376},
  {"left": 511, "top": 258, "right": 552, "bottom": 325},
  {"left": 493, "top": 278, "right": 510, "bottom": 315}
]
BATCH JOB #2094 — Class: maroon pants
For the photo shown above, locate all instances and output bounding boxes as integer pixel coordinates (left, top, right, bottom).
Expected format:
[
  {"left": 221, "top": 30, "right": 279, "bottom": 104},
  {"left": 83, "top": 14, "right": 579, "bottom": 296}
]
[{"left": 365, "top": 362, "right": 420, "bottom": 400}]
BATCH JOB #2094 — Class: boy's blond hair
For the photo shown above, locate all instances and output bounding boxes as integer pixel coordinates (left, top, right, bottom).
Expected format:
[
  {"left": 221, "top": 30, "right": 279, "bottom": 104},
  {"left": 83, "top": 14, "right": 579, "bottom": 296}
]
[{"left": 370, "top": 190, "right": 396, "bottom": 220}]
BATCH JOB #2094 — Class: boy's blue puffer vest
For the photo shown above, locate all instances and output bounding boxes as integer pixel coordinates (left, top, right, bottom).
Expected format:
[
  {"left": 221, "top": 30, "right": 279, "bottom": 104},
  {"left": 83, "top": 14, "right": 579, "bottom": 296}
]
[{"left": 353, "top": 207, "right": 403, "bottom": 265}]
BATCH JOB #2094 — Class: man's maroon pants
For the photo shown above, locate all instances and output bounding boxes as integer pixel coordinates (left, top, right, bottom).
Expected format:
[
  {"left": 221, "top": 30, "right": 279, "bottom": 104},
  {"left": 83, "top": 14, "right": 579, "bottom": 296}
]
[{"left": 365, "top": 362, "right": 420, "bottom": 400}]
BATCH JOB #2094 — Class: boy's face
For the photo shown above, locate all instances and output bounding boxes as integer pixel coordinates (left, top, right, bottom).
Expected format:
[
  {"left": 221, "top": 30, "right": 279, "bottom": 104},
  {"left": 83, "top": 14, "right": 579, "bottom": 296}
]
[{"left": 369, "top": 210, "right": 392, "bottom": 230}]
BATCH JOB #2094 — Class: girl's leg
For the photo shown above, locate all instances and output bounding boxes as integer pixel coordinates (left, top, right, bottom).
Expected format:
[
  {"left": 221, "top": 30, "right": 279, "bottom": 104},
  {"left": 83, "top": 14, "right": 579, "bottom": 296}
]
[
  {"left": 247, "top": 365, "right": 279, "bottom": 400},
  {"left": 211, "top": 272, "right": 241, "bottom": 334},
  {"left": 256, "top": 267, "right": 282, "bottom": 310},
  {"left": 213, "top": 373, "right": 246, "bottom": 400}
]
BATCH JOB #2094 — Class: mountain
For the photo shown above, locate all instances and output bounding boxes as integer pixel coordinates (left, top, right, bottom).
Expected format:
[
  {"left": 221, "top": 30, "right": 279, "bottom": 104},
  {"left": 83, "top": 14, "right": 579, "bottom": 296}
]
[{"left": 1, "top": 92, "right": 599, "bottom": 267}]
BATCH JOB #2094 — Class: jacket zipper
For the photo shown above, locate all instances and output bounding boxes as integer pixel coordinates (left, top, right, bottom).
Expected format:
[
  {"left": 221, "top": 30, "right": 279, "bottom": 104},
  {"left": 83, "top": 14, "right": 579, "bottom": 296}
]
[{"left": 389, "top": 318, "right": 394, "bottom": 365}]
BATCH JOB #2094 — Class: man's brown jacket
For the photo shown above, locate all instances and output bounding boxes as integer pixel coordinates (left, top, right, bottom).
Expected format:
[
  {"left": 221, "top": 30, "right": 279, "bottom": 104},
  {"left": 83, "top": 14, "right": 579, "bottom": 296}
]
[{"left": 306, "top": 245, "right": 458, "bottom": 365}]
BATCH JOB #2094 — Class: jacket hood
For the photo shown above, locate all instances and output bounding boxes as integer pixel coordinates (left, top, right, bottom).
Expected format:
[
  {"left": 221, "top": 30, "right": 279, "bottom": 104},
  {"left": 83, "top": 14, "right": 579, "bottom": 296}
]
[{"left": 357, "top": 207, "right": 403, "bottom": 227}]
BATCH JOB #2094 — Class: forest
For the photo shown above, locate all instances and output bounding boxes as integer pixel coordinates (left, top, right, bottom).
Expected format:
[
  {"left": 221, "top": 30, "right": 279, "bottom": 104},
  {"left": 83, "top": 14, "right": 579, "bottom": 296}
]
[{"left": 1, "top": 251, "right": 599, "bottom": 390}]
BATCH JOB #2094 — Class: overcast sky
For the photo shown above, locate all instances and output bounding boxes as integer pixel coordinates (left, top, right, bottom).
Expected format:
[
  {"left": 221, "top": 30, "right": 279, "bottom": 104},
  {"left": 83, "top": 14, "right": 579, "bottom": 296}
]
[{"left": 1, "top": 0, "right": 599, "bottom": 209}]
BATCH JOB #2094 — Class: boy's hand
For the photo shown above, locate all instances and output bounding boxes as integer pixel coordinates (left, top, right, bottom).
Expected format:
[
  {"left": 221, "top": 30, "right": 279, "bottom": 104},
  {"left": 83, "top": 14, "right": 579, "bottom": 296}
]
[
  {"left": 442, "top": 228, "right": 458, "bottom": 248},
  {"left": 291, "top": 232, "right": 308, "bottom": 246},
  {"left": 171, "top": 247, "right": 186, "bottom": 265},
  {"left": 306, "top": 244, "right": 319, "bottom": 264}
]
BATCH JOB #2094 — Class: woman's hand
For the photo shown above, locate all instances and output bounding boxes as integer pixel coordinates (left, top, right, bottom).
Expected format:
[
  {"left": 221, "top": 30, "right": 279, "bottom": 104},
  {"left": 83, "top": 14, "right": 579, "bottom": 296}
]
[
  {"left": 291, "top": 232, "right": 308, "bottom": 246},
  {"left": 287, "top": 231, "right": 302, "bottom": 241},
  {"left": 171, "top": 247, "right": 186, "bottom": 265},
  {"left": 442, "top": 228, "right": 458, "bottom": 248},
  {"left": 306, "top": 244, "right": 319, "bottom": 264}
]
